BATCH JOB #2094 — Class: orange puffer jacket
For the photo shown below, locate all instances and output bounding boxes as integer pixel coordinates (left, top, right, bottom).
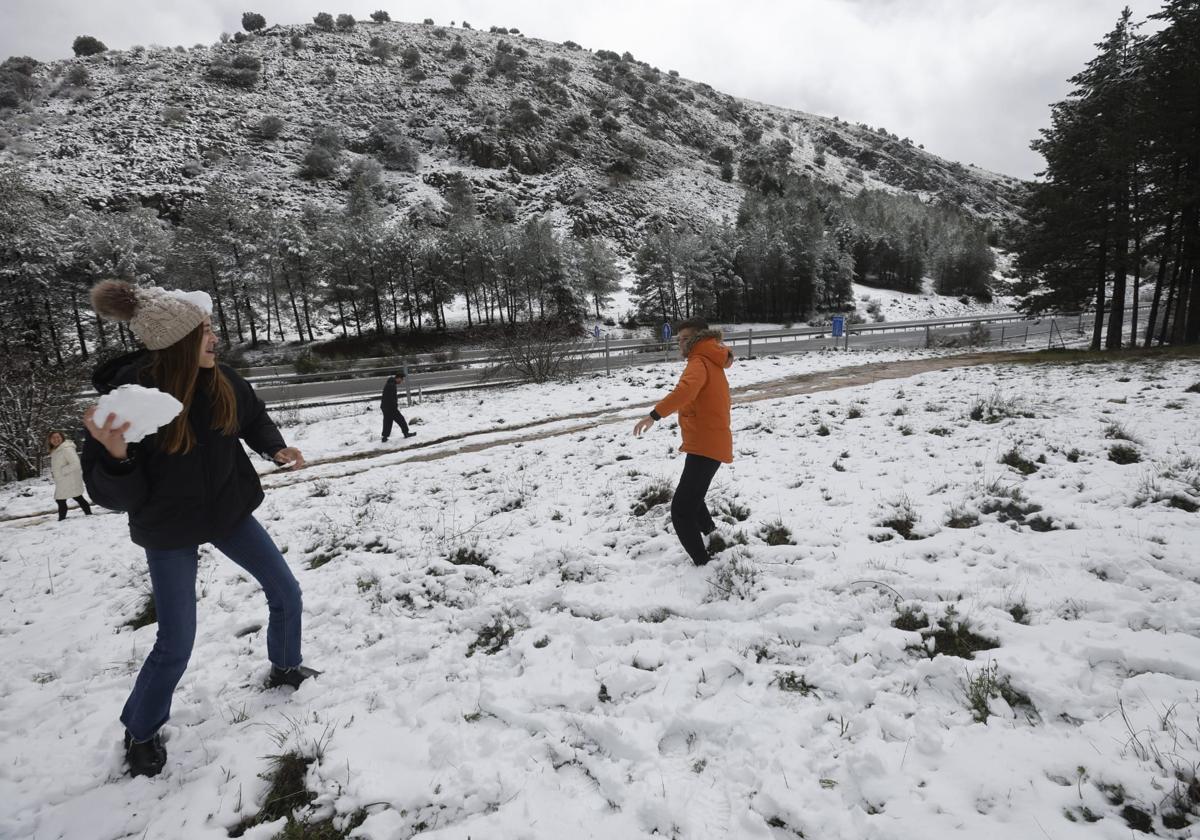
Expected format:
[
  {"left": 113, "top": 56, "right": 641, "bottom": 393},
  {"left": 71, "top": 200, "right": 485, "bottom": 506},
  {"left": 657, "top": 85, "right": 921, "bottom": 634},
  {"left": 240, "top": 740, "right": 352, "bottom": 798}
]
[{"left": 653, "top": 330, "right": 735, "bottom": 463}]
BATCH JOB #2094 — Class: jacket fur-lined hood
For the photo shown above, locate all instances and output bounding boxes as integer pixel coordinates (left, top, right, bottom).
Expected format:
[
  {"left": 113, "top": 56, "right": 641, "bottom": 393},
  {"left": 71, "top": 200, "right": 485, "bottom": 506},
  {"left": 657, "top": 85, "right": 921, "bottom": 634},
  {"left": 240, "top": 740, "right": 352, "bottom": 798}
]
[{"left": 685, "top": 329, "right": 735, "bottom": 369}]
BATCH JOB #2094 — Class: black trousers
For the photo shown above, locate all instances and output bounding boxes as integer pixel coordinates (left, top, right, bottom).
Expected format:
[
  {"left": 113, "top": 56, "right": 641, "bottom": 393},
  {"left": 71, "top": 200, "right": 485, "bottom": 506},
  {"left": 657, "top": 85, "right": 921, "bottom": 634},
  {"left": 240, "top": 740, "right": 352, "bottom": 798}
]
[
  {"left": 57, "top": 496, "right": 92, "bottom": 519},
  {"left": 671, "top": 454, "right": 721, "bottom": 566},
  {"left": 382, "top": 408, "right": 409, "bottom": 440}
]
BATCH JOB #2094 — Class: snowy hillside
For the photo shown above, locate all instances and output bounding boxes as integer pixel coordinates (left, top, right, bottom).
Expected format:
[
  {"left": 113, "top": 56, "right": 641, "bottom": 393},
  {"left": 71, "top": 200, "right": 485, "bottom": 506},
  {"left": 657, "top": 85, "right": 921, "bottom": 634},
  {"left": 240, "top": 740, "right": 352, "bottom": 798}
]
[
  {"left": 2, "top": 349, "right": 1199, "bottom": 839},
  {"left": 851, "top": 280, "right": 1013, "bottom": 323},
  {"left": 0, "top": 18, "right": 1023, "bottom": 247}
]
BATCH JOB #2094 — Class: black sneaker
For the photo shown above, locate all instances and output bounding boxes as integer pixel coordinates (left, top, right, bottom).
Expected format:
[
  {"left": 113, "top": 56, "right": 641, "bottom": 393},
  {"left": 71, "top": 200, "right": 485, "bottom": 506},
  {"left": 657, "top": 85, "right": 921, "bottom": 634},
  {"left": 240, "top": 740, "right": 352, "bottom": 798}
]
[
  {"left": 403, "top": 432, "right": 417, "bottom": 438},
  {"left": 381, "top": 436, "right": 388, "bottom": 443},
  {"left": 268, "top": 664, "right": 321, "bottom": 689},
  {"left": 124, "top": 731, "right": 166, "bottom": 778}
]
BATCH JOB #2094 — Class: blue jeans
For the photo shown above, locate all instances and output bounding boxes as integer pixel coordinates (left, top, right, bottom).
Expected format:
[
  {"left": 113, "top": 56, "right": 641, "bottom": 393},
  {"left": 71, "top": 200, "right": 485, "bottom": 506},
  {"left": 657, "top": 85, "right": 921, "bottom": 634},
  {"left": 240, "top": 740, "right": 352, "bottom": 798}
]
[{"left": 121, "top": 515, "right": 303, "bottom": 741}]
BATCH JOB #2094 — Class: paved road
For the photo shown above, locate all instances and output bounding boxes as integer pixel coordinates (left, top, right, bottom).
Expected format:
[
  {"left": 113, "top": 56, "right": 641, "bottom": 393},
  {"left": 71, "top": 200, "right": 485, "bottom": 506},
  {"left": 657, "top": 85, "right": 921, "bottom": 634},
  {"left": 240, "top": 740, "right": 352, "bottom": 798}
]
[{"left": 253, "top": 314, "right": 1092, "bottom": 406}]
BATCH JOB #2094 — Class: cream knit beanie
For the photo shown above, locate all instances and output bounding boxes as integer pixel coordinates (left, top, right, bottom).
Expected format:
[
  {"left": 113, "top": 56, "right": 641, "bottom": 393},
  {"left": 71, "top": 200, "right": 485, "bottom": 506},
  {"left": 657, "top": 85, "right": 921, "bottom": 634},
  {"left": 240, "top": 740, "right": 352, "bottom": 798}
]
[{"left": 91, "top": 280, "right": 213, "bottom": 350}]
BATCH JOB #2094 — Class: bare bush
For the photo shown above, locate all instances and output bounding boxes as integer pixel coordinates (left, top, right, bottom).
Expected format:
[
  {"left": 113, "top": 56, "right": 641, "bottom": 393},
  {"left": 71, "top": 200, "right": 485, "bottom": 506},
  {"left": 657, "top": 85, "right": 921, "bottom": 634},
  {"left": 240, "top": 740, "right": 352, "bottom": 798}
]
[
  {"left": 0, "top": 351, "right": 87, "bottom": 482},
  {"left": 489, "top": 322, "right": 584, "bottom": 384}
]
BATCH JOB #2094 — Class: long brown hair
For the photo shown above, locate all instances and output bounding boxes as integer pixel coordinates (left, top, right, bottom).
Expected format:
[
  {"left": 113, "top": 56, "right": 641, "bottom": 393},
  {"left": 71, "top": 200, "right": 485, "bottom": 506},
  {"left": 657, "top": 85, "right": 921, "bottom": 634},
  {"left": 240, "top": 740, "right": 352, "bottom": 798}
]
[{"left": 141, "top": 323, "right": 238, "bottom": 454}]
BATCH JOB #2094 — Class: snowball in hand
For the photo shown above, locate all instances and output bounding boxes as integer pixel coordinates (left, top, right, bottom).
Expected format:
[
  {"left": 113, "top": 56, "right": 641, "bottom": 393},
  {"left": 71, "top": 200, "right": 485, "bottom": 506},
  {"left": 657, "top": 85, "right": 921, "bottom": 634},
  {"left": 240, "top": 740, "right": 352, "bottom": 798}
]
[{"left": 94, "top": 385, "right": 184, "bottom": 443}]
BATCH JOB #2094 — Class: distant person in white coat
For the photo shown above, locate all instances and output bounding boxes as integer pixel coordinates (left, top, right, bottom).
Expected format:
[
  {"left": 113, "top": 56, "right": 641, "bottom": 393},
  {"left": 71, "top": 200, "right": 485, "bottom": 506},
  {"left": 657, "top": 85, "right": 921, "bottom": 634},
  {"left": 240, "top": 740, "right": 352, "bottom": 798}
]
[{"left": 47, "top": 431, "right": 92, "bottom": 521}]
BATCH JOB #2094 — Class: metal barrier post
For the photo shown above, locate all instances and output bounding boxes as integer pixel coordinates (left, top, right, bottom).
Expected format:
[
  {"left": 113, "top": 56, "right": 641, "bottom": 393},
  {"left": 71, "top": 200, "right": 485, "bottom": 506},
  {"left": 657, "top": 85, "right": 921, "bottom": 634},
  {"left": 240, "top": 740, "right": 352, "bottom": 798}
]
[
  {"left": 404, "top": 363, "right": 412, "bottom": 407},
  {"left": 1000, "top": 325, "right": 1005, "bottom": 346},
  {"left": 748, "top": 329, "right": 753, "bottom": 359},
  {"left": 1024, "top": 322, "right": 1029, "bottom": 345},
  {"left": 1048, "top": 318, "right": 1056, "bottom": 350},
  {"left": 605, "top": 335, "right": 610, "bottom": 377}
]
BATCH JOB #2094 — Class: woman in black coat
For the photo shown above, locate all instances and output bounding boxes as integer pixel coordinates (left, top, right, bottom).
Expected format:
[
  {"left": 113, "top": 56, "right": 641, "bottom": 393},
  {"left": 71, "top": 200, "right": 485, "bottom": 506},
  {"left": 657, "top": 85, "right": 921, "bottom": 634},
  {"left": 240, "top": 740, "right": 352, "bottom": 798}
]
[{"left": 84, "top": 280, "right": 318, "bottom": 778}]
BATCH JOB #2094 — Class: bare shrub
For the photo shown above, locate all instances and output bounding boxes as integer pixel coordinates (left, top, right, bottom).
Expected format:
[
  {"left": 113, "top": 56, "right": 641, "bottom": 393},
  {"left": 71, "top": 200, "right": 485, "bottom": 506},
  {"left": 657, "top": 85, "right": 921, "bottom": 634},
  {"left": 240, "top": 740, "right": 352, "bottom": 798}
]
[
  {"left": 490, "top": 321, "right": 584, "bottom": 383},
  {"left": 0, "top": 351, "right": 86, "bottom": 482}
]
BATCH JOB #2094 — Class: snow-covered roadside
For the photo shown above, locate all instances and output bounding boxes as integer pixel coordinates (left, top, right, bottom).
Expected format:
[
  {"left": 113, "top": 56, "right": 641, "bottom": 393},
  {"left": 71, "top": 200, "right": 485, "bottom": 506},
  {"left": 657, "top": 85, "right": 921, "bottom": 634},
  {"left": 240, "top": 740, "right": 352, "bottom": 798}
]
[
  {"left": 1, "top": 355, "right": 1199, "bottom": 839},
  {"left": 851, "top": 280, "right": 1017, "bottom": 324}
]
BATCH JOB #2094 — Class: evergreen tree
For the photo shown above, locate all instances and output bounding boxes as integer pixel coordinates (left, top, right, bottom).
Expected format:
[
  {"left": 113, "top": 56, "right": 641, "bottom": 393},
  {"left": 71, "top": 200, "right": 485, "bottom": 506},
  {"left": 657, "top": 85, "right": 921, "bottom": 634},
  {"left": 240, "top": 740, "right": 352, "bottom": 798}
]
[
  {"left": 568, "top": 237, "right": 622, "bottom": 318},
  {"left": 0, "top": 167, "right": 67, "bottom": 360},
  {"left": 1142, "top": 1, "right": 1200, "bottom": 344},
  {"left": 1016, "top": 5, "right": 1200, "bottom": 348},
  {"left": 932, "top": 226, "right": 996, "bottom": 299},
  {"left": 241, "top": 12, "right": 267, "bottom": 32},
  {"left": 632, "top": 226, "right": 682, "bottom": 323},
  {"left": 71, "top": 35, "right": 107, "bottom": 56}
]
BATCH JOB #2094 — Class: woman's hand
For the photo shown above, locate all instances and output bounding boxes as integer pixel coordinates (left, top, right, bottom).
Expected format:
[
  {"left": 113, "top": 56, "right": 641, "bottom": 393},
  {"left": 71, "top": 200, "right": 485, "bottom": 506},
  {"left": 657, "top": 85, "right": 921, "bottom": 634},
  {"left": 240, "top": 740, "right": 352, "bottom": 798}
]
[
  {"left": 273, "top": 447, "right": 306, "bottom": 470},
  {"left": 83, "top": 406, "right": 131, "bottom": 460},
  {"left": 633, "top": 416, "right": 656, "bottom": 437}
]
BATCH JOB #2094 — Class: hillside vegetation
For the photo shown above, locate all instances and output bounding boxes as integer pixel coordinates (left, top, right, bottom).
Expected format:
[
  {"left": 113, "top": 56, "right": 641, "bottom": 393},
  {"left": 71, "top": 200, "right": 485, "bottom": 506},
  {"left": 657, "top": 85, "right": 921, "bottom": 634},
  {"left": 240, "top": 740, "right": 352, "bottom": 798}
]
[
  {"left": 1, "top": 18, "right": 1021, "bottom": 233},
  {"left": 0, "top": 17, "right": 1021, "bottom": 372}
]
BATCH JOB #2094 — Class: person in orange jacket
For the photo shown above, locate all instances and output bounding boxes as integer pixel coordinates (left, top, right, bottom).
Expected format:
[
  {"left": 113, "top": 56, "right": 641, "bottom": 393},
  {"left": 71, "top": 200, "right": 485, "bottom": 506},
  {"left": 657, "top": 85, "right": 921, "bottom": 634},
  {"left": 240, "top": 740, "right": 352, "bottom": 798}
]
[{"left": 634, "top": 317, "right": 735, "bottom": 565}]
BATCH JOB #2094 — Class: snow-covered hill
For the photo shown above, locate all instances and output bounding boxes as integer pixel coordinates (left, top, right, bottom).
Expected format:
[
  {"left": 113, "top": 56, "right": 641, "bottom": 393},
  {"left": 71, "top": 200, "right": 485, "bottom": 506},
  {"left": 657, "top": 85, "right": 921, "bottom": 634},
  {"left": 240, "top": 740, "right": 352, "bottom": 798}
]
[
  {"left": 2, "top": 350, "right": 1199, "bottom": 839},
  {"left": 0, "top": 18, "right": 1023, "bottom": 247}
]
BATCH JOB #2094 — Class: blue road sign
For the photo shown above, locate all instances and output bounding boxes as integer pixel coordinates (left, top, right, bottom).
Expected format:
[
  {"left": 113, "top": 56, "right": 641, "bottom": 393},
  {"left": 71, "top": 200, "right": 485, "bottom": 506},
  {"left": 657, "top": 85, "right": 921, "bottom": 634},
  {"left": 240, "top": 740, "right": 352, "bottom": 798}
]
[
  {"left": 831, "top": 315, "right": 845, "bottom": 338},
  {"left": 663, "top": 322, "right": 672, "bottom": 341}
]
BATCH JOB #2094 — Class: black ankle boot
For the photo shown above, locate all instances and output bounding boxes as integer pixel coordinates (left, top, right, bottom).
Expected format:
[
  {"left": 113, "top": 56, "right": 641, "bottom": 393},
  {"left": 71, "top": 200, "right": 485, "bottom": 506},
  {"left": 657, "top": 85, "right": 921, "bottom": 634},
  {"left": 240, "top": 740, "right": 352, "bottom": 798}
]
[
  {"left": 124, "top": 731, "right": 166, "bottom": 778},
  {"left": 268, "top": 664, "right": 321, "bottom": 689}
]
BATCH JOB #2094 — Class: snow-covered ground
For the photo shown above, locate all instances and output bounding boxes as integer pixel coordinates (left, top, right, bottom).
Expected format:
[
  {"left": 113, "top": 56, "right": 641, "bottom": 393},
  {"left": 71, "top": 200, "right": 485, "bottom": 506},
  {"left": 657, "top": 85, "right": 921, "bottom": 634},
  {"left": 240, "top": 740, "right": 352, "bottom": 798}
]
[
  {"left": 2, "top": 352, "right": 1199, "bottom": 839},
  {"left": 2, "top": 345, "right": 1022, "bottom": 520},
  {"left": 851, "top": 279, "right": 1017, "bottom": 324}
]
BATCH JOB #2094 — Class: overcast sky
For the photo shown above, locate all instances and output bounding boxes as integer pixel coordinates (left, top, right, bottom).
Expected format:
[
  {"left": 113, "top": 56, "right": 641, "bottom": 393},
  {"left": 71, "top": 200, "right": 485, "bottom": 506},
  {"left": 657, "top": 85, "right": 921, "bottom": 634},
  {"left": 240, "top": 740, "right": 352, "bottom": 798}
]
[{"left": 3, "top": 0, "right": 1168, "bottom": 179}]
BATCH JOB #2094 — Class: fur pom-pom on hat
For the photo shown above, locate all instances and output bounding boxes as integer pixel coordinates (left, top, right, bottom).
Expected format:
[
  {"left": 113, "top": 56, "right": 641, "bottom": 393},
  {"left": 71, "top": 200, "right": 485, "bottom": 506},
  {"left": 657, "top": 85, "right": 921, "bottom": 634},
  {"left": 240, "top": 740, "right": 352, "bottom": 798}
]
[
  {"left": 90, "top": 279, "right": 210, "bottom": 350},
  {"left": 90, "top": 280, "right": 140, "bottom": 322}
]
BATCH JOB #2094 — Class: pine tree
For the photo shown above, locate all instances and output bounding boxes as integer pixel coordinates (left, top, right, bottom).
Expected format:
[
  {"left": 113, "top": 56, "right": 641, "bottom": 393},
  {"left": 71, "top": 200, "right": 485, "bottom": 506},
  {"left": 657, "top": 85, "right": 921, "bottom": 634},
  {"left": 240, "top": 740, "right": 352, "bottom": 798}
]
[
  {"left": 71, "top": 35, "right": 107, "bottom": 57},
  {"left": 241, "top": 12, "right": 267, "bottom": 32},
  {"left": 0, "top": 167, "right": 67, "bottom": 361},
  {"left": 568, "top": 237, "right": 622, "bottom": 319},
  {"left": 1016, "top": 5, "right": 1200, "bottom": 348},
  {"left": 632, "top": 226, "right": 681, "bottom": 323},
  {"left": 1142, "top": 1, "right": 1200, "bottom": 344}
]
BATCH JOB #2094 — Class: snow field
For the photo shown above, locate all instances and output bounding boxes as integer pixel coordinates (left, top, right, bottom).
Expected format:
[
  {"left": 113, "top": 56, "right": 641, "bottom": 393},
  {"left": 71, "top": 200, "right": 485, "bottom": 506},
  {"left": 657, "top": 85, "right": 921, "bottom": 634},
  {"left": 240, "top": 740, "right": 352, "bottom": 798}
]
[
  {"left": 0, "top": 344, "right": 991, "bottom": 522},
  {"left": 850, "top": 280, "right": 1017, "bottom": 324},
  {"left": 1, "top": 355, "right": 1199, "bottom": 839}
]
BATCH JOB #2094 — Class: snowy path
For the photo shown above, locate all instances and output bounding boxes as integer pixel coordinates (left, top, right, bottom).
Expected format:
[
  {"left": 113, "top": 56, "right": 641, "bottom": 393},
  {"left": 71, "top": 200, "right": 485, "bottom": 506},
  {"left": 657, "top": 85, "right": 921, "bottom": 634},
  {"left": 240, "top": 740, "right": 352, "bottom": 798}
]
[{"left": 2, "top": 355, "right": 1199, "bottom": 840}]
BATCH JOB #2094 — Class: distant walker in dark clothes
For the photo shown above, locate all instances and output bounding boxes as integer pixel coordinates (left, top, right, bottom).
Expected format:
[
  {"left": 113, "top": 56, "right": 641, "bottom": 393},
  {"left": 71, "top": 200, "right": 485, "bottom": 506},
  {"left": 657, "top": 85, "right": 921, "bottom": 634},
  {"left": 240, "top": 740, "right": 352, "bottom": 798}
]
[{"left": 381, "top": 371, "right": 417, "bottom": 443}]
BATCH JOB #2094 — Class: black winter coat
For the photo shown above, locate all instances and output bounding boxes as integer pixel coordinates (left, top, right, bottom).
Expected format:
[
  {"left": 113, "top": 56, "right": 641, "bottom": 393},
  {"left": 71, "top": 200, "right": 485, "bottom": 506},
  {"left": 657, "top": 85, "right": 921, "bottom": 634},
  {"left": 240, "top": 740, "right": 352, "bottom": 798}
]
[
  {"left": 381, "top": 377, "right": 398, "bottom": 414},
  {"left": 83, "top": 351, "right": 286, "bottom": 550}
]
